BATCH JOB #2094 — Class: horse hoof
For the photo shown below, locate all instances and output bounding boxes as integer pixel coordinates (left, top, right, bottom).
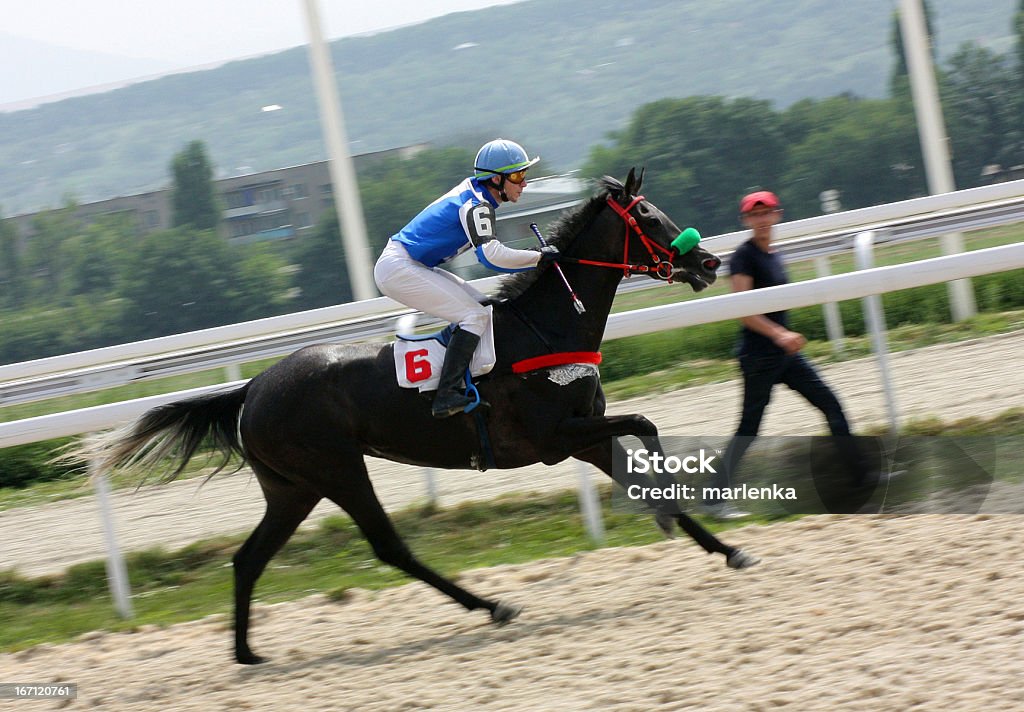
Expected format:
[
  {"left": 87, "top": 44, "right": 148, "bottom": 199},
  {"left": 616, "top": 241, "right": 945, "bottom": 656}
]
[
  {"left": 236, "top": 650, "right": 267, "bottom": 665},
  {"left": 726, "top": 549, "right": 761, "bottom": 570},
  {"left": 491, "top": 601, "right": 522, "bottom": 626},
  {"left": 654, "top": 512, "right": 676, "bottom": 539}
]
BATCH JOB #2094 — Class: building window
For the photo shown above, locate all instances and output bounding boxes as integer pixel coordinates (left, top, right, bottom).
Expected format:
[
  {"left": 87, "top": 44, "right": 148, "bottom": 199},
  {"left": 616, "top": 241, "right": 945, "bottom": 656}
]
[
  {"left": 229, "top": 213, "right": 292, "bottom": 239},
  {"left": 225, "top": 190, "right": 254, "bottom": 209}
]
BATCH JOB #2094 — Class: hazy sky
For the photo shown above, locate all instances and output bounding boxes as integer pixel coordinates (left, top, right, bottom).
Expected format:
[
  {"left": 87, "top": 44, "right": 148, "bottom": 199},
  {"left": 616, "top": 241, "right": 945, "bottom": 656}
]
[{"left": 6, "top": 1, "right": 524, "bottom": 70}]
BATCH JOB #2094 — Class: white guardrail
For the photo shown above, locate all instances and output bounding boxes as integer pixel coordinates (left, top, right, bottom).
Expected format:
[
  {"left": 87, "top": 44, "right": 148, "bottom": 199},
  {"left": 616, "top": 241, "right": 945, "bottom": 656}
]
[{"left": 1, "top": 178, "right": 1023, "bottom": 392}]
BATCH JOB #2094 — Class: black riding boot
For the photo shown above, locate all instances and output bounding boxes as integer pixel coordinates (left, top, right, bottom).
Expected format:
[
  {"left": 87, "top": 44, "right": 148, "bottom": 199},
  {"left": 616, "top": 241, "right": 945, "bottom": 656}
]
[{"left": 431, "top": 328, "right": 481, "bottom": 418}]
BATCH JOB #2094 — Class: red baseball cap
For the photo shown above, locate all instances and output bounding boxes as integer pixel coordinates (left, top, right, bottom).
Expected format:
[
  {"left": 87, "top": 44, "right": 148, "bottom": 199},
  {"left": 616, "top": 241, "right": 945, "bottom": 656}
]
[{"left": 740, "top": 191, "right": 780, "bottom": 214}]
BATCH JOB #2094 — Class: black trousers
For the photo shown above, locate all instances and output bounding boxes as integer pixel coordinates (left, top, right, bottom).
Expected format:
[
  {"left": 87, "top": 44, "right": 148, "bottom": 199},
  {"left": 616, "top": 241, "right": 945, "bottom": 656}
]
[{"left": 706, "top": 351, "right": 865, "bottom": 500}]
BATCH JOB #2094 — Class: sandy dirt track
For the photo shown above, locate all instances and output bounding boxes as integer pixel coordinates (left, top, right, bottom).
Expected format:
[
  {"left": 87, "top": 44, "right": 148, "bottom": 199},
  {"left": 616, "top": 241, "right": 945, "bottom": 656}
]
[
  {"left": 1, "top": 330, "right": 1023, "bottom": 577},
  {"left": 3, "top": 515, "right": 1023, "bottom": 711}
]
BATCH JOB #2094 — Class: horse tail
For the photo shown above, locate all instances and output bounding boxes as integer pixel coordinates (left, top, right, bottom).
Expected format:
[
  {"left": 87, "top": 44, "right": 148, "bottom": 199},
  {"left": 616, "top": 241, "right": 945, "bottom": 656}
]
[{"left": 72, "top": 383, "right": 251, "bottom": 484}]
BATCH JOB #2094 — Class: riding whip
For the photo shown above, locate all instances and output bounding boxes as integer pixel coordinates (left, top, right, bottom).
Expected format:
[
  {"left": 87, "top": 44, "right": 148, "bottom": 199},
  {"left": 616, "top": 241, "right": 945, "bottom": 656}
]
[{"left": 530, "top": 223, "right": 585, "bottom": 314}]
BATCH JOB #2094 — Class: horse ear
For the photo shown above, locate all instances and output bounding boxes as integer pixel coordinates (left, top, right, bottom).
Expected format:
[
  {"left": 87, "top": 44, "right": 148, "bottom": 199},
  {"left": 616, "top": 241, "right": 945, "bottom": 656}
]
[
  {"left": 636, "top": 166, "right": 645, "bottom": 193},
  {"left": 624, "top": 167, "right": 638, "bottom": 196}
]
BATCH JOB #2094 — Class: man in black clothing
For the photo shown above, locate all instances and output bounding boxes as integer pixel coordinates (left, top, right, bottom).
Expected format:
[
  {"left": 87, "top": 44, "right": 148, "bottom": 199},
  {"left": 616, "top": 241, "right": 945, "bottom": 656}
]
[{"left": 700, "top": 191, "right": 872, "bottom": 519}]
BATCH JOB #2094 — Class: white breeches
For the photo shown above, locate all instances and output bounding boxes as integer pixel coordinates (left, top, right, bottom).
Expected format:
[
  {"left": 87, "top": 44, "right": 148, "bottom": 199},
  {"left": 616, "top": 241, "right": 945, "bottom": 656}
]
[{"left": 374, "top": 240, "right": 491, "bottom": 336}]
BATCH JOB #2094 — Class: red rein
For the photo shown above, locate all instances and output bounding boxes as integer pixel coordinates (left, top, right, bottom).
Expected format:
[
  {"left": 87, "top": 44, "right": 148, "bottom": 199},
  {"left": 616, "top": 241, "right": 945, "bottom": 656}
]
[{"left": 567, "top": 196, "right": 677, "bottom": 282}]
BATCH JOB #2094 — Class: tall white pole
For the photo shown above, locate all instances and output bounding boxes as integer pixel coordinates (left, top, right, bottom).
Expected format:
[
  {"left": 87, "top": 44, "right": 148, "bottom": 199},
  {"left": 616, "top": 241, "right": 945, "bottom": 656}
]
[
  {"left": 301, "top": 0, "right": 378, "bottom": 301},
  {"left": 899, "top": 0, "right": 976, "bottom": 320}
]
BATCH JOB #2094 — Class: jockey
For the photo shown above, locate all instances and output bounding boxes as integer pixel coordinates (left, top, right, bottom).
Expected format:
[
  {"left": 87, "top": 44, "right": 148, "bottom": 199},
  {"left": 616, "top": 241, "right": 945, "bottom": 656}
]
[{"left": 374, "top": 138, "right": 560, "bottom": 418}]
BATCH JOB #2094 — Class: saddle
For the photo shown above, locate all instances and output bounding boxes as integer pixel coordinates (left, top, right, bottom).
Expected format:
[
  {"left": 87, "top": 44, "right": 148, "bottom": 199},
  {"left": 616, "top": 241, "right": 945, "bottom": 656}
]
[
  {"left": 392, "top": 316, "right": 496, "bottom": 392},
  {"left": 392, "top": 315, "right": 498, "bottom": 469}
]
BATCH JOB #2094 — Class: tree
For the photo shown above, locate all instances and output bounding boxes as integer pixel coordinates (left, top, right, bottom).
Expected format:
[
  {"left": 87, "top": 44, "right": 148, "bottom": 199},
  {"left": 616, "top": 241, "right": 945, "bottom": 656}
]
[
  {"left": 171, "top": 140, "right": 220, "bottom": 230},
  {"left": 291, "top": 209, "right": 351, "bottom": 309},
  {"left": 1016, "top": 0, "right": 1024, "bottom": 85},
  {"left": 0, "top": 215, "right": 24, "bottom": 308},
  {"left": 62, "top": 213, "right": 136, "bottom": 300},
  {"left": 120, "top": 227, "right": 237, "bottom": 338},
  {"left": 943, "top": 43, "right": 1016, "bottom": 186},
  {"left": 582, "top": 96, "right": 787, "bottom": 235},
  {"left": 230, "top": 247, "right": 292, "bottom": 321},
  {"left": 781, "top": 98, "right": 923, "bottom": 217},
  {"left": 23, "top": 200, "right": 80, "bottom": 305},
  {"left": 1010, "top": 0, "right": 1024, "bottom": 168}
]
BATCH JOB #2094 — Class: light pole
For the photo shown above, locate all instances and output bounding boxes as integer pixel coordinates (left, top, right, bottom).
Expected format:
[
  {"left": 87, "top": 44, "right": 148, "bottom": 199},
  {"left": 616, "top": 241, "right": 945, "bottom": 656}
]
[
  {"left": 899, "top": 0, "right": 976, "bottom": 320},
  {"left": 301, "top": 0, "right": 378, "bottom": 301}
]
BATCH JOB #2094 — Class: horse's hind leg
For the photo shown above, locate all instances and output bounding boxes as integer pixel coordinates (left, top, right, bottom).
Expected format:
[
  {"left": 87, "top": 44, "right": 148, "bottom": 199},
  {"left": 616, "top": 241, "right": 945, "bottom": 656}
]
[
  {"left": 573, "top": 441, "right": 760, "bottom": 569},
  {"left": 317, "top": 450, "right": 520, "bottom": 625},
  {"left": 232, "top": 461, "right": 321, "bottom": 664}
]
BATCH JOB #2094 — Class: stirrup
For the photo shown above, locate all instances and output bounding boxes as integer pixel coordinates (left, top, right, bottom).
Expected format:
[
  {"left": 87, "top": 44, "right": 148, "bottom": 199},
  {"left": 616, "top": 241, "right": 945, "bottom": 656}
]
[
  {"left": 431, "top": 370, "right": 488, "bottom": 418},
  {"left": 431, "top": 392, "right": 475, "bottom": 418}
]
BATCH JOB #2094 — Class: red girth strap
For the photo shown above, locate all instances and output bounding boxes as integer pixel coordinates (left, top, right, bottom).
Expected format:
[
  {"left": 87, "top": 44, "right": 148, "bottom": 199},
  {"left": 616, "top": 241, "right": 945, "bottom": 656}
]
[{"left": 511, "top": 351, "right": 602, "bottom": 374}]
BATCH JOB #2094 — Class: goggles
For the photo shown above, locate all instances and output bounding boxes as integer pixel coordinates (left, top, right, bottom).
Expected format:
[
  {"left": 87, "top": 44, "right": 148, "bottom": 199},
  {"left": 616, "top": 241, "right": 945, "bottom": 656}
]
[{"left": 504, "top": 170, "right": 528, "bottom": 185}]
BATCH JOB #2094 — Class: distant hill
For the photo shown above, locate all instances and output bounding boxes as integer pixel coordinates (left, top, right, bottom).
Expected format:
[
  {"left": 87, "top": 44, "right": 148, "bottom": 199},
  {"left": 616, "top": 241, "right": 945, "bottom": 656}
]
[{"left": 0, "top": 0, "right": 1017, "bottom": 216}]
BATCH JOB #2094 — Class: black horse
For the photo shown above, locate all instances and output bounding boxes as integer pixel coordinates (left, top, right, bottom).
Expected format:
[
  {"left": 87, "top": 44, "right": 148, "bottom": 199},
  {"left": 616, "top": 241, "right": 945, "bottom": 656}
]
[{"left": 80, "top": 169, "right": 758, "bottom": 665}]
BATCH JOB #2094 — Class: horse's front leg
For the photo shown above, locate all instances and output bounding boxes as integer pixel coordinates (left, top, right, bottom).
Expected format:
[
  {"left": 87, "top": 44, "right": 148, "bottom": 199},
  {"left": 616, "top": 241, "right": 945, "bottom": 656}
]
[
  {"left": 550, "top": 413, "right": 660, "bottom": 454},
  {"left": 560, "top": 421, "right": 760, "bottom": 569}
]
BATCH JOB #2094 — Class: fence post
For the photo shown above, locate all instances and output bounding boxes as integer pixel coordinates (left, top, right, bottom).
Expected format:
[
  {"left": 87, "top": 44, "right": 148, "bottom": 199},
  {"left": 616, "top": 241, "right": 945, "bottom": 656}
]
[
  {"left": 576, "top": 461, "right": 605, "bottom": 545},
  {"left": 814, "top": 255, "right": 845, "bottom": 354},
  {"left": 854, "top": 231, "right": 901, "bottom": 433},
  {"left": 92, "top": 462, "right": 133, "bottom": 619},
  {"left": 224, "top": 363, "right": 242, "bottom": 382},
  {"left": 422, "top": 468, "right": 438, "bottom": 507}
]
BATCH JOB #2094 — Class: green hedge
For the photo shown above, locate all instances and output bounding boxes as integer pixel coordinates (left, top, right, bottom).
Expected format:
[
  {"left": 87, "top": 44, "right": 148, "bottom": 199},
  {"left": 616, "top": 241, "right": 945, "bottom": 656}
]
[
  {"left": 0, "top": 438, "right": 79, "bottom": 489},
  {"left": 0, "top": 300, "right": 131, "bottom": 366}
]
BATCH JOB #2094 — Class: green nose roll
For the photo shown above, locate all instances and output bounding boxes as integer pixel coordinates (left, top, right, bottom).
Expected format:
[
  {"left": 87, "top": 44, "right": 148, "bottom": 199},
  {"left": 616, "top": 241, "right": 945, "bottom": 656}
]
[{"left": 670, "top": 227, "right": 701, "bottom": 255}]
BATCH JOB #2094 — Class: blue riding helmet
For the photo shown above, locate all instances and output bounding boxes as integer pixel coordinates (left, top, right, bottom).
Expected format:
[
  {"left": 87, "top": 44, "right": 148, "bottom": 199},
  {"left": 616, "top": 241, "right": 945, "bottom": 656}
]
[{"left": 474, "top": 139, "right": 540, "bottom": 179}]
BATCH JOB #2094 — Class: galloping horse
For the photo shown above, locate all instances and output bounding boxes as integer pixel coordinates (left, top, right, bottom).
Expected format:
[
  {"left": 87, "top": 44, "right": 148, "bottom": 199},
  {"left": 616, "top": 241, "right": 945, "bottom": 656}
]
[{"left": 81, "top": 169, "right": 758, "bottom": 664}]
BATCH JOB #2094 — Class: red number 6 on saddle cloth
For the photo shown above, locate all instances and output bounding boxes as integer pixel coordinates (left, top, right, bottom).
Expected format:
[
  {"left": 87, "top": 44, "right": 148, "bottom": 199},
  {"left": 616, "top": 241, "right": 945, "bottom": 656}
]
[{"left": 404, "top": 349, "right": 433, "bottom": 382}]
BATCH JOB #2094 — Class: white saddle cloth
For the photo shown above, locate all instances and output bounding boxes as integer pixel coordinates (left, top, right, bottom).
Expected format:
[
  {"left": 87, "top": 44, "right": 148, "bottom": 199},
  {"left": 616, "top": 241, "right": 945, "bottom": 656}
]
[{"left": 393, "top": 316, "right": 496, "bottom": 392}]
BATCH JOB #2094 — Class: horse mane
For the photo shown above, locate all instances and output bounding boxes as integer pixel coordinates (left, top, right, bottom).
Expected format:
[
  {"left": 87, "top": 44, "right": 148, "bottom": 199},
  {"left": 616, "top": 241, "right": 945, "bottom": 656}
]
[{"left": 493, "top": 176, "right": 625, "bottom": 301}]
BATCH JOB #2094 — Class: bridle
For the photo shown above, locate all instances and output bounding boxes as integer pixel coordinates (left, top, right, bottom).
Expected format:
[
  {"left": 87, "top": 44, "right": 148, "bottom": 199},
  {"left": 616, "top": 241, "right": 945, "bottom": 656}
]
[{"left": 564, "top": 195, "right": 680, "bottom": 282}]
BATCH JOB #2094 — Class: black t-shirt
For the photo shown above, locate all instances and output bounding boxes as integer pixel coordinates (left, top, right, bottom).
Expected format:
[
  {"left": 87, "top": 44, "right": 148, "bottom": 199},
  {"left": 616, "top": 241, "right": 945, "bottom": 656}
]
[{"left": 729, "top": 238, "right": 789, "bottom": 355}]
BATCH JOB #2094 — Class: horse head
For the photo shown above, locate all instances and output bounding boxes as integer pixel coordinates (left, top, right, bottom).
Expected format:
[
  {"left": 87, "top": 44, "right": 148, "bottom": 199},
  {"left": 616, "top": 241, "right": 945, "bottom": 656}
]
[{"left": 602, "top": 167, "right": 721, "bottom": 292}]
